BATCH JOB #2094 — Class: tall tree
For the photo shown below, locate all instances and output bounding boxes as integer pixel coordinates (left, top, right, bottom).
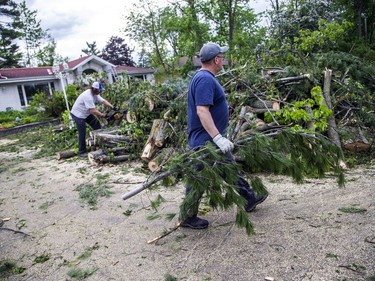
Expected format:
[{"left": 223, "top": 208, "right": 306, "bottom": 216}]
[
  {"left": 124, "top": 0, "right": 173, "bottom": 72},
  {"left": 81, "top": 41, "right": 100, "bottom": 56},
  {"left": 100, "top": 36, "right": 135, "bottom": 66},
  {"left": 15, "top": 1, "right": 49, "bottom": 66},
  {"left": 34, "top": 39, "right": 65, "bottom": 66},
  {"left": 0, "top": 0, "right": 22, "bottom": 67}
]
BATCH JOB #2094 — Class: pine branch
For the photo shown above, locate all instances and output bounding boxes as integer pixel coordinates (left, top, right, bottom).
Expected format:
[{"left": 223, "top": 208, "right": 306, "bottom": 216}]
[{"left": 121, "top": 129, "right": 345, "bottom": 236}]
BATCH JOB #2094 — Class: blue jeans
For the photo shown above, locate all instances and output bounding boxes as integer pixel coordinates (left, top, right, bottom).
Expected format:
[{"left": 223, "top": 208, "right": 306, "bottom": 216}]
[{"left": 71, "top": 113, "right": 101, "bottom": 154}]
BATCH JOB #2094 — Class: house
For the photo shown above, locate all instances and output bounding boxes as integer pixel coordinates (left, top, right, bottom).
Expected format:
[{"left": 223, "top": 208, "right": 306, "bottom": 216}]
[{"left": 0, "top": 55, "right": 155, "bottom": 111}]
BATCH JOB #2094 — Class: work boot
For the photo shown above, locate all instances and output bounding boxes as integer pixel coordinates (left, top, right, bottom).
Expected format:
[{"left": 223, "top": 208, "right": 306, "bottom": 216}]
[
  {"left": 180, "top": 216, "right": 209, "bottom": 229},
  {"left": 245, "top": 193, "right": 269, "bottom": 212},
  {"left": 79, "top": 152, "right": 88, "bottom": 158}
]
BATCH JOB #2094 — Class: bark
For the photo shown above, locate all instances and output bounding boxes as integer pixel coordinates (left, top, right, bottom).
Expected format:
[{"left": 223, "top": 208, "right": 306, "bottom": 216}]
[
  {"left": 322, "top": 69, "right": 347, "bottom": 169},
  {"left": 322, "top": 69, "right": 342, "bottom": 148},
  {"left": 56, "top": 150, "right": 76, "bottom": 160},
  {"left": 250, "top": 100, "right": 280, "bottom": 110},
  {"left": 88, "top": 149, "right": 136, "bottom": 166},
  {"left": 276, "top": 74, "right": 310, "bottom": 84},
  {"left": 148, "top": 147, "right": 174, "bottom": 172},
  {"left": 141, "top": 119, "right": 169, "bottom": 161}
]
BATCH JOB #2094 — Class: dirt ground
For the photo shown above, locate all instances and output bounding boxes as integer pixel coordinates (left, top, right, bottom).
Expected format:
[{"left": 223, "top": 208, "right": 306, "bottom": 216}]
[{"left": 0, "top": 138, "right": 374, "bottom": 281}]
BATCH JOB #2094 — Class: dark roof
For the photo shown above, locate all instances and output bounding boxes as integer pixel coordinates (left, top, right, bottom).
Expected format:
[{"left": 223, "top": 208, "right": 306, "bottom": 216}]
[
  {"left": 0, "top": 66, "right": 54, "bottom": 79},
  {"left": 0, "top": 55, "right": 154, "bottom": 80},
  {"left": 67, "top": 55, "right": 91, "bottom": 69}
]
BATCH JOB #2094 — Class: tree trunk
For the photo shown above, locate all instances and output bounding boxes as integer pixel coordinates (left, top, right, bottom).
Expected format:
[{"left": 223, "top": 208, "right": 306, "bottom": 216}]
[
  {"left": 322, "top": 69, "right": 341, "bottom": 148},
  {"left": 322, "top": 69, "right": 347, "bottom": 169}
]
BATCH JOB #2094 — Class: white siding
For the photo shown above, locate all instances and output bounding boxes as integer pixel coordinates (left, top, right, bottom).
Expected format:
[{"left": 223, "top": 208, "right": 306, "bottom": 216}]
[{"left": 0, "top": 85, "right": 23, "bottom": 111}]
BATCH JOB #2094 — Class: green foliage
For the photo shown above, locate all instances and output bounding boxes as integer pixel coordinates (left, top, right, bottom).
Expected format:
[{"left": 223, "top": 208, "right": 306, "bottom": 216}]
[
  {"left": 264, "top": 86, "right": 332, "bottom": 132},
  {"left": 33, "top": 254, "right": 50, "bottom": 264},
  {"left": 28, "top": 84, "right": 79, "bottom": 118},
  {"left": 67, "top": 267, "right": 97, "bottom": 280},
  {"left": 77, "top": 243, "right": 100, "bottom": 260},
  {"left": 0, "top": 260, "right": 25, "bottom": 278},
  {"left": 164, "top": 273, "right": 178, "bottom": 281},
  {"left": 295, "top": 20, "right": 353, "bottom": 54},
  {"left": 338, "top": 207, "right": 367, "bottom": 214},
  {"left": 15, "top": 1, "right": 50, "bottom": 66},
  {"left": 74, "top": 174, "right": 113, "bottom": 209}
]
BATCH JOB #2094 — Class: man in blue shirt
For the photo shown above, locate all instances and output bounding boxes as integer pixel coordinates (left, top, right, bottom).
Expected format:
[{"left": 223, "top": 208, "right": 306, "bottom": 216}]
[{"left": 181, "top": 42, "right": 268, "bottom": 229}]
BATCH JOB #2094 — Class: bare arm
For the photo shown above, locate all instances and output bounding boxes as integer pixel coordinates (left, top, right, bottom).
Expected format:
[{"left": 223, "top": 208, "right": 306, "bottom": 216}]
[
  {"left": 101, "top": 100, "right": 114, "bottom": 108},
  {"left": 196, "top": 105, "right": 219, "bottom": 138},
  {"left": 89, "top": 108, "right": 105, "bottom": 117}
]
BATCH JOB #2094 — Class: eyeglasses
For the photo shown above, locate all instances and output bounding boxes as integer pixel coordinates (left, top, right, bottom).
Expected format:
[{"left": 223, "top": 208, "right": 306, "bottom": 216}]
[{"left": 216, "top": 55, "right": 225, "bottom": 59}]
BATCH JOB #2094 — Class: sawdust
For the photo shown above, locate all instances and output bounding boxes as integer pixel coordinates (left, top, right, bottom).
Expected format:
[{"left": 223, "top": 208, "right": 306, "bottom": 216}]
[{"left": 0, "top": 144, "right": 374, "bottom": 281}]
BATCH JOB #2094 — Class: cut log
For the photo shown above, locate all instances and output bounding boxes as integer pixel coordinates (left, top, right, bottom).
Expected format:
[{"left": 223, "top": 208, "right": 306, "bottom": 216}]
[
  {"left": 145, "top": 97, "right": 154, "bottom": 111},
  {"left": 155, "top": 120, "right": 169, "bottom": 147},
  {"left": 141, "top": 119, "right": 170, "bottom": 162},
  {"left": 88, "top": 149, "right": 135, "bottom": 166},
  {"left": 56, "top": 149, "right": 76, "bottom": 160},
  {"left": 89, "top": 127, "right": 122, "bottom": 139},
  {"left": 276, "top": 74, "right": 310, "bottom": 84},
  {"left": 247, "top": 106, "right": 279, "bottom": 114},
  {"left": 126, "top": 111, "right": 137, "bottom": 123},
  {"left": 250, "top": 100, "right": 280, "bottom": 110},
  {"left": 141, "top": 142, "right": 158, "bottom": 162},
  {"left": 148, "top": 148, "right": 175, "bottom": 172},
  {"left": 94, "top": 133, "right": 131, "bottom": 143}
]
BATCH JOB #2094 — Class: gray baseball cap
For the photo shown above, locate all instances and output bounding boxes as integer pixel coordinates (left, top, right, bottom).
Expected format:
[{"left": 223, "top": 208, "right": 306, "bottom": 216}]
[{"left": 199, "top": 42, "right": 228, "bottom": 63}]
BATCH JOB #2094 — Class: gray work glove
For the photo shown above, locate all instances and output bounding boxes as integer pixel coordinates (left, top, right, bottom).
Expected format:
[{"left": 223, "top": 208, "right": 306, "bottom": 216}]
[{"left": 212, "top": 134, "right": 234, "bottom": 153}]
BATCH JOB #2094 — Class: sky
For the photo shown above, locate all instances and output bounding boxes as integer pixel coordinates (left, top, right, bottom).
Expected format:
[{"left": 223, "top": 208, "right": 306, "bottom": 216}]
[{"left": 22, "top": 0, "right": 270, "bottom": 63}]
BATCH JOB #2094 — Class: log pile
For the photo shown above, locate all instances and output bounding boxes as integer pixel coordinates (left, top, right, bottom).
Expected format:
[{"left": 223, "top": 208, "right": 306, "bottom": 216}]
[{"left": 55, "top": 67, "right": 372, "bottom": 168}]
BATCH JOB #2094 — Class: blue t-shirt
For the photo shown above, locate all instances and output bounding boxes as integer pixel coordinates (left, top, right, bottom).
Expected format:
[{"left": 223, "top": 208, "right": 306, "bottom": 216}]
[{"left": 187, "top": 70, "right": 229, "bottom": 148}]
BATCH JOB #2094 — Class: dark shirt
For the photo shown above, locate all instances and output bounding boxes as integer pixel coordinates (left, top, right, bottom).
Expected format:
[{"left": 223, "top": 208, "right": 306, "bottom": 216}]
[{"left": 187, "top": 70, "right": 229, "bottom": 148}]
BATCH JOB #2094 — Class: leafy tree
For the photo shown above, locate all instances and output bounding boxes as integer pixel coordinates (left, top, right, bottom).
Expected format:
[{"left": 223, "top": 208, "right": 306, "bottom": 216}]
[
  {"left": 81, "top": 41, "right": 100, "bottom": 56},
  {"left": 123, "top": 0, "right": 170, "bottom": 72},
  {"left": 198, "top": 0, "right": 262, "bottom": 63},
  {"left": 34, "top": 38, "right": 58, "bottom": 66},
  {"left": 0, "top": 0, "right": 22, "bottom": 67},
  {"left": 15, "top": 0, "right": 50, "bottom": 66},
  {"left": 100, "top": 36, "right": 135, "bottom": 66}
]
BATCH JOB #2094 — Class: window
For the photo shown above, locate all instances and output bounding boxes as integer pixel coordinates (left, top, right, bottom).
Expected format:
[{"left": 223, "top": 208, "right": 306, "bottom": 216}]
[
  {"left": 18, "top": 85, "right": 25, "bottom": 106},
  {"left": 18, "top": 82, "right": 55, "bottom": 107}
]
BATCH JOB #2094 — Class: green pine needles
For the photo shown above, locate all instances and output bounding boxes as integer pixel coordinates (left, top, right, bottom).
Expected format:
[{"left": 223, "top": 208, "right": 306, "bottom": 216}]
[{"left": 161, "top": 129, "right": 345, "bottom": 236}]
